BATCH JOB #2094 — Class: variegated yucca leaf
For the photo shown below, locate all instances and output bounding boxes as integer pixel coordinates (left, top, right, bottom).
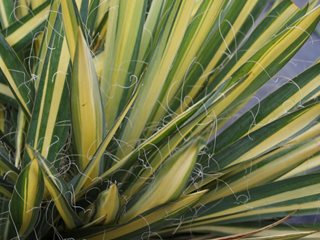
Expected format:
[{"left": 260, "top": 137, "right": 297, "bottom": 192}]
[
  {"left": 0, "top": 33, "right": 34, "bottom": 117},
  {"left": 68, "top": 190, "right": 208, "bottom": 239},
  {"left": 61, "top": 0, "right": 105, "bottom": 178},
  {"left": 70, "top": 27, "right": 105, "bottom": 177},
  {"left": 1, "top": 2, "right": 50, "bottom": 51},
  {"left": 24, "top": 0, "right": 70, "bottom": 168},
  {"left": 121, "top": 139, "right": 202, "bottom": 221},
  {"left": 0, "top": 0, "right": 319, "bottom": 239},
  {"left": 26, "top": 145, "right": 82, "bottom": 229},
  {"left": 101, "top": 0, "right": 146, "bottom": 130},
  {"left": 91, "top": 183, "right": 119, "bottom": 225},
  {"left": 7, "top": 159, "right": 44, "bottom": 238}
]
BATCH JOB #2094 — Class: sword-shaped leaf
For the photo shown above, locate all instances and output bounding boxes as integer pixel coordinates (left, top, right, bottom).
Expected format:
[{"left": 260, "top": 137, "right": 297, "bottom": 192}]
[
  {"left": 70, "top": 27, "right": 105, "bottom": 176},
  {"left": 204, "top": 6, "right": 320, "bottom": 123},
  {"left": 26, "top": 145, "right": 82, "bottom": 229},
  {"left": 1, "top": 2, "right": 50, "bottom": 51},
  {"left": 25, "top": 0, "right": 71, "bottom": 167},
  {"left": 152, "top": 0, "right": 267, "bottom": 123},
  {"left": 194, "top": 172, "right": 320, "bottom": 225},
  {"left": 121, "top": 139, "right": 203, "bottom": 222},
  {"left": 61, "top": 0, "right": 83, "bottom": 60},
  {"left": 9, "top": 159, "right": 44, "bottom": 238},
  {"left": 207, "top": 61, "right": 320, "bottom": 155},
  {"left": 200, "top": 135, "right": 320, "bottom": 206},
  {"left": 203, "top": 99, "right": 320, "bottom": 172},
  {"left": 101, "top": 0, "right": 146, "bottom": 130},
  {"left": 73, "top": 88, "right": 138, "bottom": 194},
  {"left": 92, "top": 184, "right": 119, "bottom": 225},
  {"left": 61, "top": 0, "right": 105, "bottom": 177},
  {"left": 0, "top": 33, "right": 35, "bottom": 117},
  {"left": 69, "top": 190, "right": 207, "bottom": 239},
  {"left": 117, "top": 0, "right": 195, "bottom": 158},
  {"left": 77, "top": 82, "right": 236, "bottom": 197}
]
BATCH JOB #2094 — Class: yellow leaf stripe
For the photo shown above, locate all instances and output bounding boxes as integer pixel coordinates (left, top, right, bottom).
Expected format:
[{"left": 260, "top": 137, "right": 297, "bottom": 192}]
[
  {"left": 5, "top": 3, "right": 49, "bottom": 47},
  {"left": 87, "top": 191, "right": 207, "bottom": 240},
  {"left": 71, "top": 27, "right": 105, "bottom": 176}
]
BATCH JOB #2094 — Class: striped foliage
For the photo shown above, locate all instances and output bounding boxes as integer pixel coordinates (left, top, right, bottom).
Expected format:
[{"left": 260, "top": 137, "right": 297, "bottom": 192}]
[{"left": 0, "top": 0, "right": 319, "bottom": 239}]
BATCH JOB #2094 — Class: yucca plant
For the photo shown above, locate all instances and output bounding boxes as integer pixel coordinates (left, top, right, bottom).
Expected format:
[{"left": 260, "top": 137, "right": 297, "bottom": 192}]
[{"left": 0, "top": 0, "right": 319, "bottom": 239}]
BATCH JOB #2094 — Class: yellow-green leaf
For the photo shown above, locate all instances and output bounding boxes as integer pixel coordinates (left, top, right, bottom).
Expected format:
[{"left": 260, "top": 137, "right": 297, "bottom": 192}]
[
  {"left": 93, "top": 184, "right": 119, "bottom": 225},
  {"left": 121, "top": 139, "right": 202, "bottom": 222},
  {"left": 71, "top": 27, "right": 105, "bottom": 177},
  {"left": 9, "top": 159, "right": 44, "bottom": 237}
]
